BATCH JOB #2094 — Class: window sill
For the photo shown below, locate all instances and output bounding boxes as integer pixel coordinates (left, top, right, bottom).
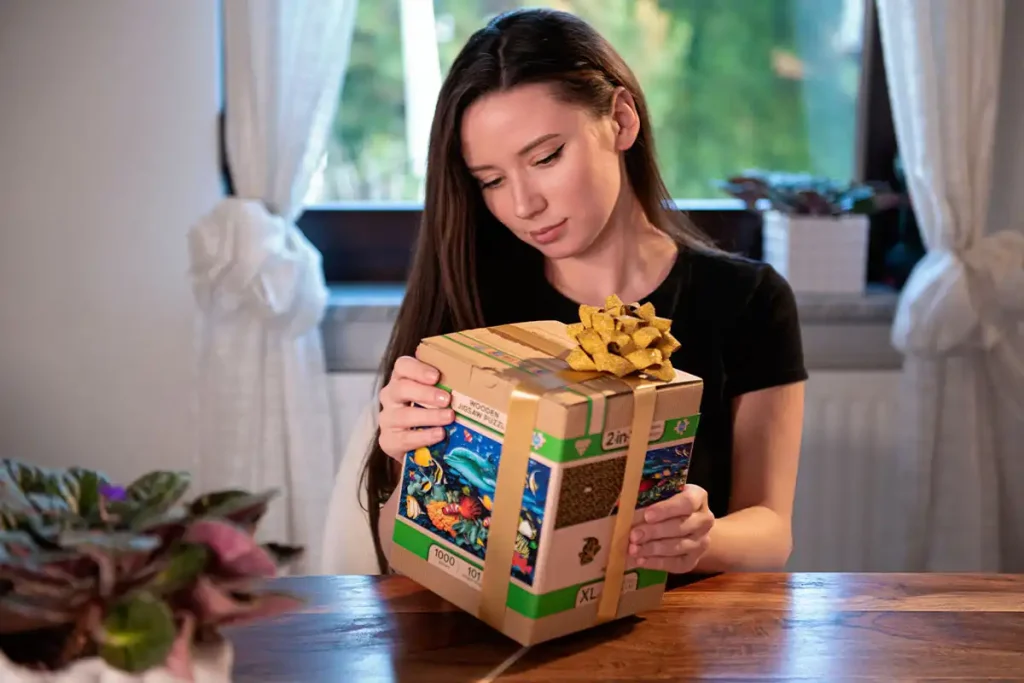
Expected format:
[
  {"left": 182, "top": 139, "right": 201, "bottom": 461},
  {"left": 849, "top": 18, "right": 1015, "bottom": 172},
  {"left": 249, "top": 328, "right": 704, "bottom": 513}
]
[{"left": 320, "top": 284, "right": 903, "bottom": 374}]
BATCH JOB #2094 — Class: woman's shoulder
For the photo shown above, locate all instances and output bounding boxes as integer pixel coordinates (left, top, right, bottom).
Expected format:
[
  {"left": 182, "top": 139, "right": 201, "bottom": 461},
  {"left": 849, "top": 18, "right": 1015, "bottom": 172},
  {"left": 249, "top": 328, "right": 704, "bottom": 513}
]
[
  {"left": 680, "top": 246, "right": 798, "bottom": 319},
  {"left": 677, "top": 246, "right": 807, "bottom": 395}
]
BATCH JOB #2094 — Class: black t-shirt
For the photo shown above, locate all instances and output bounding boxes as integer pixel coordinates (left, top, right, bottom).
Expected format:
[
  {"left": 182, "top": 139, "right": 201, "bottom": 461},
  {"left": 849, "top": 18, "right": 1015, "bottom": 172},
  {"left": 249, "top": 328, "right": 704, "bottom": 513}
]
[{"left": 475, "top": 245, "right": 808, "bottom": 521}]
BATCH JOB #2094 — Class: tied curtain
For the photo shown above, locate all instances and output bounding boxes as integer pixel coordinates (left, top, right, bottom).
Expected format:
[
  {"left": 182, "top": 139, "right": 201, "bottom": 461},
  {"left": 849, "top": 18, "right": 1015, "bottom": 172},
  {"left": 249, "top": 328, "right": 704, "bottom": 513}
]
[
  {"left": 875, "top": 0, "right": 1024, "bottom": 571},
  {"left": 187, "top": 0, "right": 358, "bottom": 574}
]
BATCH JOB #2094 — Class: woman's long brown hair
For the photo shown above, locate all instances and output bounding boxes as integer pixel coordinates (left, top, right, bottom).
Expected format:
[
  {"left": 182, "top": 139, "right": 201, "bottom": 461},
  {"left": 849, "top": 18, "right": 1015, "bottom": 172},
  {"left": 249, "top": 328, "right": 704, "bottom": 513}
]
[{"left": 360, "top": 8, "right": 716, "bottom": 573}]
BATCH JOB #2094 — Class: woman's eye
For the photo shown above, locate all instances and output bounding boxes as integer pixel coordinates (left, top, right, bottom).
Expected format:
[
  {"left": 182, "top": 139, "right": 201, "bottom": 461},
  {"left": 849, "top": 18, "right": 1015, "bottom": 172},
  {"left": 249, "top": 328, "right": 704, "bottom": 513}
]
[
  {"left": 536, "top": 144, "right": 565, "bottom": 166},
  {"left": 481, "top": 177, "right": 503, "bottom": 190}
]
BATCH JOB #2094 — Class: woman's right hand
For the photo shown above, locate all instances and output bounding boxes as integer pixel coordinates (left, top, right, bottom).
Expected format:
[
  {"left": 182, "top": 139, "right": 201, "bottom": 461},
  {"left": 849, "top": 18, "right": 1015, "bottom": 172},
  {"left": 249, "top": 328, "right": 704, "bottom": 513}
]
[{"left": 378, "top": 356, "right": 454, "bottom": 461}]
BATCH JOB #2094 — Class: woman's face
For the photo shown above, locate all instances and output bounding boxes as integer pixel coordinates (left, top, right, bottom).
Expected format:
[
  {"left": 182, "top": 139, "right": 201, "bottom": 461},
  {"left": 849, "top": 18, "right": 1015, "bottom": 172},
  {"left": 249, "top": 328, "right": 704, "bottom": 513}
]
[{"left": 460, "top": 82, "right": 639, "bottom": 260}]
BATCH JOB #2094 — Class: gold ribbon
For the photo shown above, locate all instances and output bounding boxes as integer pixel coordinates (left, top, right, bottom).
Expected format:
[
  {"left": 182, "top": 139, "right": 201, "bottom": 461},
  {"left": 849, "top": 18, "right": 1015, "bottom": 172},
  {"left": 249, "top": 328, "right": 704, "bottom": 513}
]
[
  {"left": 479, "top": 379, "right": 542, "bottom": 630},
  {"left": 596, "top": 378, "right": 657, "bottom": 623},
  {"left": 476, "top": 319, "right": 668, "bottom": 630}
]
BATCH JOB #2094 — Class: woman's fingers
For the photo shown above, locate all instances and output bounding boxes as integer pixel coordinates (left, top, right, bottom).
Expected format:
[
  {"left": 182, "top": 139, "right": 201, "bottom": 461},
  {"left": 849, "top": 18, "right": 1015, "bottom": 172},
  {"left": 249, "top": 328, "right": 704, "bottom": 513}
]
[
  {"left": 382, "top": 406, "right": 454, "bottom": 430},
  {"left": 633, "top": 534, "right": 711, "bottom": 573},
  {"left": 392, "top": 356, "right": 441, "bottom": 386},
  {"left": 381, "top": 377, "right": 450, "bottom": 409},
  {"left": 381, "top": 427, "right": 447, "bottom": 459},
  {"left": 632, "top": 533, "right": 709, "bottom": 558},
  {"left": 377, "top": 356, "right": 451, "bottom": 462},
  {"left": 630, "top": 509, "right": 714, "bottom": 544}
]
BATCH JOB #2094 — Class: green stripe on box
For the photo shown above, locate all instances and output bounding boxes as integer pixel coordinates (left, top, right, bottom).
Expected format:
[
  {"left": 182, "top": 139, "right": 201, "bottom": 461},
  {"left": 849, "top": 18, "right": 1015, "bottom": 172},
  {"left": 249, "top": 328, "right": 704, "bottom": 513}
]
[
  {"left": 435, "top": 393, "right": 699, "bottom": 464},
  {"left": 393, "top": 521, "right": 667, "bottom": 620},
  {"left": 533, "top": 414, "right": 700, "bottom": 462}
]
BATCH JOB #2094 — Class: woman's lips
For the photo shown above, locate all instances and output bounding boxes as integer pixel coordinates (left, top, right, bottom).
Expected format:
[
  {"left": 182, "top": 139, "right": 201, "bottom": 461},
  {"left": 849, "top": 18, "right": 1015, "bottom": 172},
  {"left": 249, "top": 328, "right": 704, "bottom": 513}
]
[{"left": 529, "top": 219, "right": 567, "bottom": 245}]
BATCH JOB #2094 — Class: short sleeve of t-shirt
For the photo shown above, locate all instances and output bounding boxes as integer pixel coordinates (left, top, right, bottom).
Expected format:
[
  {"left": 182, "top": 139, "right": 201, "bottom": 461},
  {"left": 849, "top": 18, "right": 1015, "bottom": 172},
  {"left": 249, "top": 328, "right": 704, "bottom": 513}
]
[{"left": 722, "top": 264, "right": 809, "bottom": 397}]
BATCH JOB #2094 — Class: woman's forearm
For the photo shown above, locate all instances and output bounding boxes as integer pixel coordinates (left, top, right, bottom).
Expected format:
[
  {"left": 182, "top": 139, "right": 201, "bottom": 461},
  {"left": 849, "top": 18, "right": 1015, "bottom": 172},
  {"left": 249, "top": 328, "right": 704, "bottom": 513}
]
[{"left": 693, "top": 506, "right": 793, "bottom": 573}]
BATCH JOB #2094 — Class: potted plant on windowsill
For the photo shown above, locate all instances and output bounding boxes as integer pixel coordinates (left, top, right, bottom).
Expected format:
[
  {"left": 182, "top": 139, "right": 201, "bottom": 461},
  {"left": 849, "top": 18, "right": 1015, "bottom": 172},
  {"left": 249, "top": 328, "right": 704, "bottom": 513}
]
[
  {"left": 716, "top": 171, "right": 904, "bottom": 294},
  {"left": 0, "top": 460, "right": 305, "bottom": 682}
]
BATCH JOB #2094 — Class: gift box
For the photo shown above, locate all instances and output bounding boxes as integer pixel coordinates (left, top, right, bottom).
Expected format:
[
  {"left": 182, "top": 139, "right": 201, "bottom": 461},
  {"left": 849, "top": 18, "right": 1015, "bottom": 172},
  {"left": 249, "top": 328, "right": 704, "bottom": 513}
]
[{"left": 390, "top": 297, "right": 704, "bottom": 646}]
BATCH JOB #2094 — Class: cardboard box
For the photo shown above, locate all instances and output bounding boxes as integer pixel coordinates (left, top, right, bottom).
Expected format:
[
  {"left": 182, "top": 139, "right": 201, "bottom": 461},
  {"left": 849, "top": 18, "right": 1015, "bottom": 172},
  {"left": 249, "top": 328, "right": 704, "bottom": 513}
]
[{"left": 390, "top": 317, "right": 703, "bottom": 646}]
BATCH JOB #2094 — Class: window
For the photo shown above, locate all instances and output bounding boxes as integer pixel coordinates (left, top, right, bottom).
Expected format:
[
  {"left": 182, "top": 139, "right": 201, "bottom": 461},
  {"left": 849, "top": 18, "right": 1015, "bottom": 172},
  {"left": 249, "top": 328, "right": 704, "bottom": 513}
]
[{"left": 298, "top": 0, "right": 907, "bottom": 285}]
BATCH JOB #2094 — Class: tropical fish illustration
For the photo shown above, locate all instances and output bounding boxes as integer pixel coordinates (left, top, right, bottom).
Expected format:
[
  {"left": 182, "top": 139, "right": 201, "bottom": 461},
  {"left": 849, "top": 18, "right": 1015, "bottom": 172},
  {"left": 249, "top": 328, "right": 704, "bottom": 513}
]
[
  {"left": 442, "top": 495, "right": 483, "bottom": 520},
  {"left": 518, "top": 518, "right": 536, "bottom": 540},
  {"left": 406, "top": 469, "right": 433, "bottom": 497},
  {"left": 511, "top": 553, "right": 533, "bottom": 575},
  {"left": 514, "top": 533, "right": 530, "bottom": 556},
  {"left": 413, "top": 447, "right": 433, "bottom": 467},
  {"left": 527, "top": 469, "right": 539, "bottom": 495},
  {"left": 481, "top": 494, "right": 493, "bottom": 511},
  {"left": 446, "top": 447, "right": 497, "bottom": 492},
  {"left": 404, "top": 496, "right": 422, "bottom": 519},
  {"left": 579, "top": 536, "right": 600, "bottom": 565}
]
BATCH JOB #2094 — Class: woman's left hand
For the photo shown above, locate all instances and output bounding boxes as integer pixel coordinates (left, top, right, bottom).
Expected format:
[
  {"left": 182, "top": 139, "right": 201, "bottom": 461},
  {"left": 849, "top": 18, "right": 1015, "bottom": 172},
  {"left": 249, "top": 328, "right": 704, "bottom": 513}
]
[{"left": 628, "top": 484, "right": 714, "bottom": 573}]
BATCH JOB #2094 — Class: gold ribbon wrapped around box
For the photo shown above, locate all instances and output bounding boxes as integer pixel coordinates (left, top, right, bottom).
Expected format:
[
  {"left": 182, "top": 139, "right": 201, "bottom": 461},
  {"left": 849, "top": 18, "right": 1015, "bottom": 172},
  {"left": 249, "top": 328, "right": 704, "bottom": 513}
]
[{"left": 479, "top": 295, "right": 681, "bottom": 631}]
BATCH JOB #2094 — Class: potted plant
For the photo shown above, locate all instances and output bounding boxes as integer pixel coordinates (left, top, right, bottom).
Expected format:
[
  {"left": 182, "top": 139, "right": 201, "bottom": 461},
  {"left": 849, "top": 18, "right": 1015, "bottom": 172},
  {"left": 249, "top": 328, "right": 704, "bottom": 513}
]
[
  {"left": 0, "top": 459, "right": 305, "bottom": 682},
  {"left": 716, "top": 171, "right": 904, "bottom": 294}
]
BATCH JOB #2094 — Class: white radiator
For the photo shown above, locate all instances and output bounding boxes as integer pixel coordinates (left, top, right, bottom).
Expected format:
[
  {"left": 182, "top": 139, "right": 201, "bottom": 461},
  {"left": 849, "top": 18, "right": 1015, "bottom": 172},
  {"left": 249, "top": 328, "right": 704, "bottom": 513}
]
[{"left": 787, "top": 370, "right": 903, "bottom": 572}]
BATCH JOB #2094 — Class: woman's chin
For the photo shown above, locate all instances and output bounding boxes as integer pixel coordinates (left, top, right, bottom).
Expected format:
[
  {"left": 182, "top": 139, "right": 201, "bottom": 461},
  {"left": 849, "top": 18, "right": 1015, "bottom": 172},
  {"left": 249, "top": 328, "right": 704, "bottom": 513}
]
[{"left": 530, "top": 233, "right": 589, "bottom": 261}]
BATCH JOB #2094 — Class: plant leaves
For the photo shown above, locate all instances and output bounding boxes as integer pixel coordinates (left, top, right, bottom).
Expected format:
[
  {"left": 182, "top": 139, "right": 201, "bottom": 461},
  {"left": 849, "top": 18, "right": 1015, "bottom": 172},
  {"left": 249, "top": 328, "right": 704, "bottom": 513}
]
[
  {"left": 187, "top": 489, "right": 249, "bottom": 515},
  {"left": 261, "top": 543, "right": 304, "bottom": 567},
  {"left": 181, "top": 520, "right": 276, "bottom": 578},
  {"left": 124, "top": 471, "right": 191, "bottom": 527},
  {"left": 58, "top": 529, "right": 161, "bottom": 553},
  {"left": 1, "top": 461, "right": 84, "bottom": 521},
  {"left": 133, "top": 506, "right": 188, "bottom": 532},
  {"left": 0, "top": 467, "right": 36, "bottom": 515},
  {"left": 99, "top": 592, "right": 177, "bottom": 673},
  {"left": 0, "top": 592, "right": 77, "bottom": 633},
  {"left": 0, "top": 459, "right": 54, "bottom": 495},
  {"left": 0, "top": 541, "right": 96, "bottom": 596},
  {"left": 0, "top": 563, "right": 95, "bottom": 598},
  {"left": 26, "top": 492, "right": 72, "bottom": 517},
  {"left": 63, "top": 467, "right": 109, "bottom": 518},
  {"left": 0, "top": 529, "right": 38, "bottom": 551},
  {"left": 0, "top": 537, "right": 82, "bottom": 575},
  {"left": 146, "top": 543, "right": 209, "bottom": 595},
  {"left": 188, "top": 489, "right": 277, "bottom": 528}
]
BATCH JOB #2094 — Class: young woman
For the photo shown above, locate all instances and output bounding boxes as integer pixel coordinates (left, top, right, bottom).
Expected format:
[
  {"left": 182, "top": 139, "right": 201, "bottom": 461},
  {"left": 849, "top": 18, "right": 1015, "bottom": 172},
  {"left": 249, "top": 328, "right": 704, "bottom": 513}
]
[{"left": 361, "top": 8, "right": 807, "bottom": 581}]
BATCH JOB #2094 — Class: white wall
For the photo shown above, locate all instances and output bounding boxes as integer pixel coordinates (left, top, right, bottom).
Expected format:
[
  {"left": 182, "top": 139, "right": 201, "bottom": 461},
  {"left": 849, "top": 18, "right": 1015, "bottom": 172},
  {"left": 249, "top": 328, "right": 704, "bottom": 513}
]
[{"left": 0, "top": 1, "right": 221, "bottom": 482}]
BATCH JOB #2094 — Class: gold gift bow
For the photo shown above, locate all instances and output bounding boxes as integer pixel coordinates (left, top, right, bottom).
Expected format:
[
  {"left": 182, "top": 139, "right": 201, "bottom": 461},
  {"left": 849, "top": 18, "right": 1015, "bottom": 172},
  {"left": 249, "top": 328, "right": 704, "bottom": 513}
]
[{"left": 476, "top": 321, "right": 668, "bottom": 630}]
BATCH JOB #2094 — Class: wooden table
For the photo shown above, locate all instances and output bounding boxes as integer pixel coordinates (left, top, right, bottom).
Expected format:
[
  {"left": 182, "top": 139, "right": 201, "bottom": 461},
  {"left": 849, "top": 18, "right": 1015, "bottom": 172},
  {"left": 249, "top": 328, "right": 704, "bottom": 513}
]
[{"left": 225, "top": 573, "right": 1024, "bottom": 682}]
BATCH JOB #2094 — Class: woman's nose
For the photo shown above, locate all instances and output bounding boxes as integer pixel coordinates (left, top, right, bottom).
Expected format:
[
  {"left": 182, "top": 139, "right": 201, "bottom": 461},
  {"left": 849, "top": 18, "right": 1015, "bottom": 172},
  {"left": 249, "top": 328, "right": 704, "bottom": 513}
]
[{"left": 511, "top": 178, "right": 547, "bottom": 221}]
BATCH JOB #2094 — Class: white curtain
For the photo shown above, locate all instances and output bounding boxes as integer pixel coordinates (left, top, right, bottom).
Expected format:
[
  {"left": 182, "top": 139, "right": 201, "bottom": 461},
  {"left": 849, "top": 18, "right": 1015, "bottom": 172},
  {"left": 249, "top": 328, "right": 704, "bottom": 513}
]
[
  {"left": 187, "top": 0, "right": 358, "bottom": 575},
  {"left": 875, "top": 0, "right": 1024, "bottom": 572}
]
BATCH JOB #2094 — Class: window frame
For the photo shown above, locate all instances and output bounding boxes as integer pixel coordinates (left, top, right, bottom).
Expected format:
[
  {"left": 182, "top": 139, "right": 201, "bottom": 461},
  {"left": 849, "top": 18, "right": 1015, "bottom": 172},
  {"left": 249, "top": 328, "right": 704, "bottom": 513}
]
[
  {"left": 219, "top": 1, "right": 909, "bottom": 286},
  {"left": 298, "top": 200, "right": 765, "bottom": 283}
]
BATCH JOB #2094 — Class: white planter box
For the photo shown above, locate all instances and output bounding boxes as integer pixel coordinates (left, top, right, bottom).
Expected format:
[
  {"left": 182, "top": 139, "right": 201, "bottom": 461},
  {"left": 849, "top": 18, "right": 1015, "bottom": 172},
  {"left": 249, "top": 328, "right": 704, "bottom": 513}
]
[
  {"left": 761, "top": 210, "right": 870, "bottom": 294},
  {"left": 0, "top": 642, "right": 233, "bottom": 683}
]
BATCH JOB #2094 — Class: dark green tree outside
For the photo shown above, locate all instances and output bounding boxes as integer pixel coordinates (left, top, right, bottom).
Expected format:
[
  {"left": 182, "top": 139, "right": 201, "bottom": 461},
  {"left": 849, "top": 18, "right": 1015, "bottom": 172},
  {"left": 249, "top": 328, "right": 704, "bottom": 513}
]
[{"left": 314, "top": 0, "right": 861, "bottom": 203}]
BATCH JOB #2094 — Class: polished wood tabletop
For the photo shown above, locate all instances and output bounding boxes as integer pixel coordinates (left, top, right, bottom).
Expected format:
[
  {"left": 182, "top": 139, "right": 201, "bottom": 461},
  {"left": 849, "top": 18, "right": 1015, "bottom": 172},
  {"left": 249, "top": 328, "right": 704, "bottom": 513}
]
[{"left": 224, "top": 572, "right": 1024, "bottom": 682}]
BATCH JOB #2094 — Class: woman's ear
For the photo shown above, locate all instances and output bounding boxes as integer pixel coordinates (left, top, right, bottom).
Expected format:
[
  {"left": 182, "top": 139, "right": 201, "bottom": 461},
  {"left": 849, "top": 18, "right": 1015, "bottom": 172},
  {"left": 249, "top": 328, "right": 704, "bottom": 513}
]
[{"left": 609, "top": 87, "right": 641, "bottom": 151}]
